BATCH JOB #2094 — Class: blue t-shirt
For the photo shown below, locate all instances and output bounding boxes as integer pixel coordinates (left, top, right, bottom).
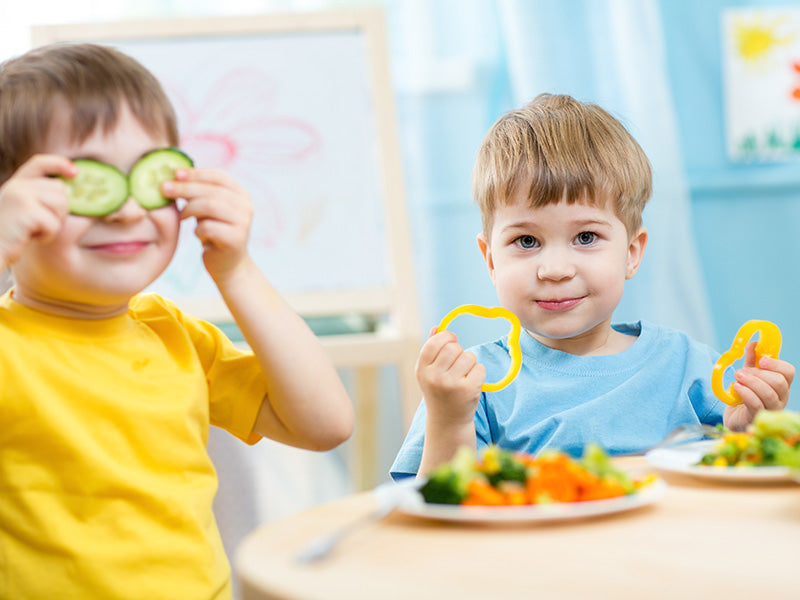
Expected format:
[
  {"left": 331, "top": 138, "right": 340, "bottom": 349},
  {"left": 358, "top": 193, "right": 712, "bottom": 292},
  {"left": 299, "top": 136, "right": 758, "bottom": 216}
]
[{"left": 390, "top": 321, "right": 726, "bottom": 480}]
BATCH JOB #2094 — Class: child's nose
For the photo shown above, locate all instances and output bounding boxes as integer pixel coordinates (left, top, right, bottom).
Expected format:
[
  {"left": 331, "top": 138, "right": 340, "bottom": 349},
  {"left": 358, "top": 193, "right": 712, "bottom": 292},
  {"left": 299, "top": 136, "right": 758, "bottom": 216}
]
[
  {"left": 104, "top": 196, "right": 148, "bottom": 221},
  {"left": 537, "top": 248, "right": 576, "bottom": 281}
]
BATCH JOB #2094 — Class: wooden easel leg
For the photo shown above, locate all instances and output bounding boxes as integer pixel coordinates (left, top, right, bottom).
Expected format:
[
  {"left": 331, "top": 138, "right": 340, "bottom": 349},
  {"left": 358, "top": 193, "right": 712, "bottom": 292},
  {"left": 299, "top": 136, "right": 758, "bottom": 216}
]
[
  {"left": 398, "top": 351, "right": 420, "bottom": 430},
  {"left": 353, "top": 366, "right": 379, "bottom": 491}
]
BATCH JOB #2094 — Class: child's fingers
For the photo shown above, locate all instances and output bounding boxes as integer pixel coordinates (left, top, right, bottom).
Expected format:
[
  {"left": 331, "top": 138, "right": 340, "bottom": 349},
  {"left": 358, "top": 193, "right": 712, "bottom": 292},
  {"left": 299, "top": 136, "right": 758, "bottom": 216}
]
[
  {"left": 16, "top": 153, "right": 77, "bottom": 179},
  {"left": 432, "top": 339, "right": 465, "bottom": 372},
  {"left": 162, "top": 180, "right": 219, "bottom": 202},
  {"left": 193, "top": 219, "right": 248, "bottom": 252},
  {"left": 464, "top": 361, "right": 487, "bottom": 389},
  {"left": 16, "top": 177, "right": 72, "bottom": 219},
  {"left": 734, "top": 369, "right": 785, "bottom": 410},
  {"left": 756, "top": 356, "right": 796, "bottom": 385},
  {"left": 173, "top": 166, "right": 243, "bottom": 187},
  {"left": 450, "top": 350, "right": 478, "bottom": 379},
  {"left": 168, "top": 167, "right": 247, "bottom": 203},
  {"left": 181, "top": 196, "right": 251, "bottom": 224},
  {"left": 417, "top": 331, "right": 457, "bottom": 363},
  {"left": 742, "top": 340, "right": 758, "bottom": 368},
  {"left": 731, "top": 383, "right": 763, "bottom": 416}
]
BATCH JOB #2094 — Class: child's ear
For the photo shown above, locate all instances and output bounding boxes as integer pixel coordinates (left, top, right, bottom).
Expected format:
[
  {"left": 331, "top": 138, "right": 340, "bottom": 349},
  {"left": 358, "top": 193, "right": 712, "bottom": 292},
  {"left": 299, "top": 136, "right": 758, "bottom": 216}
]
[
  {"left": 477, "top": 232, "right": 496, "bottom": 284},
  {"left": 625, "top": 226, "right": 648, "bottom": 279}
]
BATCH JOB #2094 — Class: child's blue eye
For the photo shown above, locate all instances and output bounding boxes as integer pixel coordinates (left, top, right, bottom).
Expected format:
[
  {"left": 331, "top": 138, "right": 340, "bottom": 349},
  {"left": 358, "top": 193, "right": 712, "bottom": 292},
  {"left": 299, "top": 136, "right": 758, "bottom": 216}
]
[
  {"left": 575, "top": 232, "right": 597, "bottom": 245},
  {"left": 516, "top": 235, "right": 538, "bottom": 249}
]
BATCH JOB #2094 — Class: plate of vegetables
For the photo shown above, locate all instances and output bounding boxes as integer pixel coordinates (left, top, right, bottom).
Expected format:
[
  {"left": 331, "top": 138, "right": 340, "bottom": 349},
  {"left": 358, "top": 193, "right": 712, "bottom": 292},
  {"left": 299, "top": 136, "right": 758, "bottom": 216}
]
[
  {"left": 645, "top": 410, "right": 800, "bottom": 483},
  {"left": 397, "top": 443, "right": 665, "bottom": 523}
]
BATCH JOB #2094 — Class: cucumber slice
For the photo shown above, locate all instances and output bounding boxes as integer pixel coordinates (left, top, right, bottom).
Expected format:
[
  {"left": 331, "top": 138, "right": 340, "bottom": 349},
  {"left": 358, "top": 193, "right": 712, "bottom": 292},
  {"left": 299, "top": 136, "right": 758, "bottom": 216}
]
[
  {"left": 62, "top": 160, "right": 128, "bottom": 217},
  {"left": 129, "top": 148, "right": 193, "bottom": 209}
]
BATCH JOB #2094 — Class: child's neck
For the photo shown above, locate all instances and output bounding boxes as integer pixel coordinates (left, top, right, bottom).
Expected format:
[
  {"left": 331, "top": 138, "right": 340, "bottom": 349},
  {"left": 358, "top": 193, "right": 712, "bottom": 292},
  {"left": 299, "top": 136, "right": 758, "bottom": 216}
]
[
  {"left": 531, "top": 323, "right": 636, "bottom": 356},
  {"left": 12, "top": 287, "right": 129, "bottom": 320}
]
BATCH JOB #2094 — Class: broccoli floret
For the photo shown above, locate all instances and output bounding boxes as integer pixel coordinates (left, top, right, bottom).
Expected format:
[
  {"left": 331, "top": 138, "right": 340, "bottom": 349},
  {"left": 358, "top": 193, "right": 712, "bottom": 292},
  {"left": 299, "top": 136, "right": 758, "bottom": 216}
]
[
  {"left": 419, "top": 446, "right": 478, "bottom": 504},
  {"left": 481, "top": 445, "right": 527, "bottom": 487},
  {"left": 759, "top": 436, "right": 800, "bottom": 468},
  {"left": 698, "top": 453, "right": 717, "bottom": 465},
  {"left": 718, "top": 440, "right": 744, "bottom": 463},
  {"left": 752, "top": 410, "right": 800, "bottom": 439},
  {"left": 419, "top": 470, "right": 468, "bottom": 504},
  {"left": 581, "top": 442, "right": 634, "bottom": 493}
]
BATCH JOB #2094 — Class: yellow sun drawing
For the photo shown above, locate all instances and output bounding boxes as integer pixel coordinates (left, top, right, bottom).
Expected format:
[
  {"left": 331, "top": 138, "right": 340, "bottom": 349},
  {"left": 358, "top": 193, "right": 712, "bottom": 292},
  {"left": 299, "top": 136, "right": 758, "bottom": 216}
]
[{"left": 732, "top": 13, "right": 793, "bottom": 63}]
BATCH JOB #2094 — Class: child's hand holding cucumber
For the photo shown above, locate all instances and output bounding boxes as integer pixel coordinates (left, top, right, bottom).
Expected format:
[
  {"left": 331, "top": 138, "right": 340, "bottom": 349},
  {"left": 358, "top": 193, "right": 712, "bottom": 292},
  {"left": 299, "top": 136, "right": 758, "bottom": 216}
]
[
  {"left": 161, "top": 164, "right": 255, "bottom": 280},
  {"left": 0, "top": 154, "right": 77, "bottom": 271}
]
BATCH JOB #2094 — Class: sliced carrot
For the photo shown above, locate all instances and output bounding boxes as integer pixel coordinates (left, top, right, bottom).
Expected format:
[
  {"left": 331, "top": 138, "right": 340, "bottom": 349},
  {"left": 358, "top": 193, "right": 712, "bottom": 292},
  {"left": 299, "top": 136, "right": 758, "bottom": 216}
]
[
  {"left": 463, "top": 479, "right": 507, "bottom": 506},
  {"left": 447, "top": 446, "right": 648, "bottom": 507},
  {"left": 578, "top": 477, "right": 626, "bottom": 501},
  {"left": 499, "top": 481, "right": 527, "bottom": 505}
]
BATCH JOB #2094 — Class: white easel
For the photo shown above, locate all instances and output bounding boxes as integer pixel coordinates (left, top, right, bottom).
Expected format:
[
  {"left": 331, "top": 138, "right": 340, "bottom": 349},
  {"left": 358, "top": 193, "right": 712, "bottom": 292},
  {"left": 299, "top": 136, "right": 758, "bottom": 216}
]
[{"left": 33, "top": 8, "right": 421, "bottom": 490}]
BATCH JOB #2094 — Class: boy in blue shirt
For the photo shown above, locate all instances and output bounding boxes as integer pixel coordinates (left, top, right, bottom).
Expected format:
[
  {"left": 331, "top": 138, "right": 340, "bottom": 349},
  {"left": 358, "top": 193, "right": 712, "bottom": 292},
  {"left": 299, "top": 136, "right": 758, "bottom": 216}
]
[{"left": 391, "top": 94, "right": 794, "bottom": 479}]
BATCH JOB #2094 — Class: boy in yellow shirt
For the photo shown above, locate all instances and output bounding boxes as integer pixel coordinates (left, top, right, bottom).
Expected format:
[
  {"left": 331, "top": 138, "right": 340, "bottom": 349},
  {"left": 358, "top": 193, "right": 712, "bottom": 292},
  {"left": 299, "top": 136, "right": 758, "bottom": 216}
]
[{"left": 0, "top": 43, "right": 353, "bottom": 599}]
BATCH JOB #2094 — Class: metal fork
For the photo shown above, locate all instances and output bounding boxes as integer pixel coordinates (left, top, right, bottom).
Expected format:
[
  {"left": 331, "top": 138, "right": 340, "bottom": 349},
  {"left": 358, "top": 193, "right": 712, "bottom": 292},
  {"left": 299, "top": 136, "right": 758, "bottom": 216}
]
[
  {"left": 615, "top": 423, "right": 723, "bottom": 457},
  {"left": 294, "top": 477, "right": 424, "bottom": 564}
]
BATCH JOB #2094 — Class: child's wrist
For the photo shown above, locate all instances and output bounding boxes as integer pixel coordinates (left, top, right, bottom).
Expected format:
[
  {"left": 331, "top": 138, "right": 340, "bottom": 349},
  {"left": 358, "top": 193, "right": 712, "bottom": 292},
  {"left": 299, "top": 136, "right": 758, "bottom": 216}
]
[{"left": 425, "top": 414, "right": 475, "bottom": 443}]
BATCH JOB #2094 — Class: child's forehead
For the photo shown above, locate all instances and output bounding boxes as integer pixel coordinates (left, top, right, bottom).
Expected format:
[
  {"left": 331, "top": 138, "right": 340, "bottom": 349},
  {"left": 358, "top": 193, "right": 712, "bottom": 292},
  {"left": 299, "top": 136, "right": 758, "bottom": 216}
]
[
  {"left": 487, "top": 190, "right": 628, "bottom": 237},
  {"left": 43, "top": 95, "right": 169, "bottom": 151},
  {"left": 43, "top": 100, "right": 165, "bottom": 154},
  {"left": 504, "top": 187, "right": 617, "bottom": 217}
]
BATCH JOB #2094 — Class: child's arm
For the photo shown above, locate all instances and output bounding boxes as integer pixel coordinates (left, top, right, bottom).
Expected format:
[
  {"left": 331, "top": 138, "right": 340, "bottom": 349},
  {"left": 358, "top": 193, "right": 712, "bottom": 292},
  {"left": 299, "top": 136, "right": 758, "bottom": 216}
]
[
  {"left": 0, "top": 154, "right": 76, "bottom": 271},
  {"left": 722, "top": 341, "right": 795, "bottom": 431},
  {"left": 165, "top": 168, "right": 353, "bottom": 451},
  {"left": 415, "top": 329, "right": 485, "bottom": 475}
]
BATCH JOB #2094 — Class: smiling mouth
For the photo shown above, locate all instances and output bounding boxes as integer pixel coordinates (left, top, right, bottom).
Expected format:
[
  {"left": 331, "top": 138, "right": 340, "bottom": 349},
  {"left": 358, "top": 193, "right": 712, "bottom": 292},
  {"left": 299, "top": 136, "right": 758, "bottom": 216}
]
[
  {"left": 536, "top": 297, "right": 582, "bottom": 311},
  {"left": 88, "top": 241, "right": 150, "bottom": 255}
]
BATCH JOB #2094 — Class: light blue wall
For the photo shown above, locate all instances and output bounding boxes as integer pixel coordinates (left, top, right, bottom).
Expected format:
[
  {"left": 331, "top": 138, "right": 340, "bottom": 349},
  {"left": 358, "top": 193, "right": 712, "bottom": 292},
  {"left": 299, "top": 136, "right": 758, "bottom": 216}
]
[{"left": 660, "top": 0, "right": 800, "bottom": 409}]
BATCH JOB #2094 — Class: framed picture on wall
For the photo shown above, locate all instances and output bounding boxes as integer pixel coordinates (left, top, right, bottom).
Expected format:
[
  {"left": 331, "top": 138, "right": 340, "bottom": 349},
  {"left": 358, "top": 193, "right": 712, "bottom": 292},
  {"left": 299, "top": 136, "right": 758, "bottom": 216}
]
[{"left": 722, "top": 8, "right": 800, "bottom": 162}]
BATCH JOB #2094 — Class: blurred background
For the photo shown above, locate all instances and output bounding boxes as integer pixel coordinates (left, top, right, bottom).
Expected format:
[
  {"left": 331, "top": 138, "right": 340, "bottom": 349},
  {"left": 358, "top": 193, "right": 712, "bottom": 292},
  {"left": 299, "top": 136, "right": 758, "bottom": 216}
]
[{"left": 3, "top": 0, "right": 800, "bottom": 581}]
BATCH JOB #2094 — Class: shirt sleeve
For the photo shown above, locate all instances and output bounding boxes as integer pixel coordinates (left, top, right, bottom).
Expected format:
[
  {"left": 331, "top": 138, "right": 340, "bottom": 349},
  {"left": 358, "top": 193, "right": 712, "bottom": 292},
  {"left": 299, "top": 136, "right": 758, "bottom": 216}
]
[
  {"left": 142, "top": 295, "right": 269, "bottom": 444},
  {"left": 389, "top": 394, "right": 495, "bottom": 481},
  {"left": 389, "top": 401, "right": 426, "bottom": 480},
  {"left": 686, "top": 340, "right": 726, "bottom": 425}
]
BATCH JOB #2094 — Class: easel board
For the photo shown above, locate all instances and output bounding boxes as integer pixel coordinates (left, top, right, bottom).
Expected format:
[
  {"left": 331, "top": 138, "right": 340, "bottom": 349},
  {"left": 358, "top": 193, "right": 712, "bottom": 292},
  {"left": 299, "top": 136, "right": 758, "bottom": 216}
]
[{"left": 32, "top": 9, "right": 416, "bottom": 322}]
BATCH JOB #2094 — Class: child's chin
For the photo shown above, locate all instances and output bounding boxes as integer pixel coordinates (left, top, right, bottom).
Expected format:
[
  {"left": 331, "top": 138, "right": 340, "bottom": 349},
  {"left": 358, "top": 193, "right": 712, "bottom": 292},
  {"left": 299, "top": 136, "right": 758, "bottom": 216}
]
[{"left": 530, "top": 324, "right": 582, "bottom": 340}]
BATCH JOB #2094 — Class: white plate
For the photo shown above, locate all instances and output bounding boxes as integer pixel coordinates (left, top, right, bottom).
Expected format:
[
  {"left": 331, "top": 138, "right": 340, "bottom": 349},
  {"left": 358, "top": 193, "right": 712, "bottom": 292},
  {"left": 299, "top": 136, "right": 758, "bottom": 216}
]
[
  {"left": 645, "top": 440, "right": 796, "bottom": 483},
  {"left": 396, "top": 478, "right": 666, "bottom": 524}
]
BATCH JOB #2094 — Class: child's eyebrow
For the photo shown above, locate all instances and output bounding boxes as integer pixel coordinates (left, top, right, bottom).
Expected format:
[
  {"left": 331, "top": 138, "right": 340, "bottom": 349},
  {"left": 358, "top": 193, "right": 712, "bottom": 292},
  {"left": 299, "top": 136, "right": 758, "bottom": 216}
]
[
  {"left": 69, "top": 153, "right": 106, "bottom": 162},
  {"left": 572, "top": 218, "right": 614, "bottom": 228},
  {"left": 499, "top": 217, "right": 613, "bottom": 233},
  {"left": 499, "top": 220, "right": 538, "bottom": 233}
]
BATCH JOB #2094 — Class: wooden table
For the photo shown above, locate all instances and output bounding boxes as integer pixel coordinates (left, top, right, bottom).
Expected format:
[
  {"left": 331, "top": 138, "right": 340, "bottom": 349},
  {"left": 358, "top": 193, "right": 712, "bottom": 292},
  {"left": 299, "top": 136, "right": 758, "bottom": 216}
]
[{"left": 235, "top": 459, "right": 800, "bottom": 600}]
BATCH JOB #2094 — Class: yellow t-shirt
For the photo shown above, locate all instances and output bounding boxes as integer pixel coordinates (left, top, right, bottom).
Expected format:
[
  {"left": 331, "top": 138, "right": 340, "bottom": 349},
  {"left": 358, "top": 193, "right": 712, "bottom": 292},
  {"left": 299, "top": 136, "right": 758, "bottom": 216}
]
[{"left": 0, "top": 292, "right": 268, "bottom": 599}]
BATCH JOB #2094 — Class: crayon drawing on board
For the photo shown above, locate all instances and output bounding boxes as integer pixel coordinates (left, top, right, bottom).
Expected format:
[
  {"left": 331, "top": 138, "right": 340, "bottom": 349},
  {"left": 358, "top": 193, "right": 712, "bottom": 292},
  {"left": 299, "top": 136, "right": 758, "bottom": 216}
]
[
  {"left": 722, "top": 8, "right": 800, "bottom": 162},
  {"left": 129, "top": 32, "right": 390, "bottom": 301},
  {"left": 33, "top": 13, "right": 411, "bottom": 320}
]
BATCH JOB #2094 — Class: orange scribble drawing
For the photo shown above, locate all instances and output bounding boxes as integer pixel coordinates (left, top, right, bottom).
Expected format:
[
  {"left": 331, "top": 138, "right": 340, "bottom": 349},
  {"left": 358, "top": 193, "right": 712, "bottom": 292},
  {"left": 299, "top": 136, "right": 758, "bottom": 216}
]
[{"left": 791, "top": 61, "right": 800, "bottom": 100}]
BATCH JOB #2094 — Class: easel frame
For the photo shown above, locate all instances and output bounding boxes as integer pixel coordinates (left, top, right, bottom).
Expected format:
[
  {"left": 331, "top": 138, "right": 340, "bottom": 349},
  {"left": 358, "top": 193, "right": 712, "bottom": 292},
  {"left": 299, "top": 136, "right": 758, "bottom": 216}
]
[{"left": 32, "top": 8, "right": 421, "bottom": 489}]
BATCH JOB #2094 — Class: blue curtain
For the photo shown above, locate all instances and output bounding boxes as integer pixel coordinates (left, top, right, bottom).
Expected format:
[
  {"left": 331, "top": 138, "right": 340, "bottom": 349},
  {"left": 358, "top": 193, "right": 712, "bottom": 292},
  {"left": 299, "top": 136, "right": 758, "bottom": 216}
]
[{"left": 388, "top": 0, "right": 717, "bottom": 346}]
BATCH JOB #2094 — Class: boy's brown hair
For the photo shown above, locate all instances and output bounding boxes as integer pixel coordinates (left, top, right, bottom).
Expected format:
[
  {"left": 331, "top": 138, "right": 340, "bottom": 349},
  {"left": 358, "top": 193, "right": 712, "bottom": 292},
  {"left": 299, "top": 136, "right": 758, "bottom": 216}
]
[
  {"left": 0, "top": 42, "right": 179, "bottom": 185},
  {"left": 472, "top": 93, "right": 652, "bottom": 237}
]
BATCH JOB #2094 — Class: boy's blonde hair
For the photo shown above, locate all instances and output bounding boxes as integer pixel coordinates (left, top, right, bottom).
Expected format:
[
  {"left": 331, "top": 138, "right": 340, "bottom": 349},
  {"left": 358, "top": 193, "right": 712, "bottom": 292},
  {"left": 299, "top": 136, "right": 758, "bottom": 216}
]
[
  {"left": 472, "top": 93, "right": 652, "bottom": 237},
  {"left": 0, "top": 43, "right": 179, "bottom": 185}
]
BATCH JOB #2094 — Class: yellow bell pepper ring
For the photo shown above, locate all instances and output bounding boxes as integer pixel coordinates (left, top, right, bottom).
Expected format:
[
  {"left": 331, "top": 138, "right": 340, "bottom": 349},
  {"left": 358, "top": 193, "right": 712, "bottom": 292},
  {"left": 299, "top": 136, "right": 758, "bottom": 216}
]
[
  {"left": 436, "top": 304, "right": 522, "bottom": 392},
  {"left": 711, "top": 320, "right": 782, "bottom": 406}
]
